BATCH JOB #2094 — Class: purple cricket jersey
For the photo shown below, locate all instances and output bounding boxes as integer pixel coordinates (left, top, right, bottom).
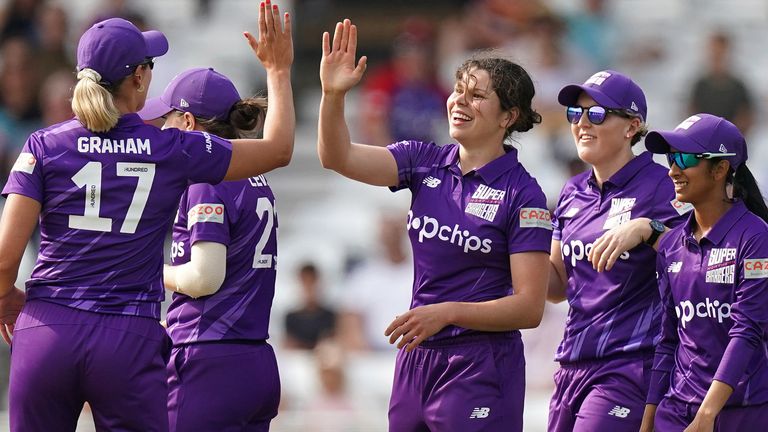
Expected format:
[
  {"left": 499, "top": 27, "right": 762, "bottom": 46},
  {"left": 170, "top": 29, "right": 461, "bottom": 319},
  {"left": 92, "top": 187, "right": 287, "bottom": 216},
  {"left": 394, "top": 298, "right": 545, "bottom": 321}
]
[
  {"left": 2, "top": 114, "right": 232, "bottom": 319},
  {"left": 387, "top": 141, "right": 552, "bottom": 341},
  {"left": 553, "top": 152, "right": 690, "bottom": 363},
  {"left": 648, "top": 201, "right": 768, "bottom": 406},
  {"left": 166, "top": 174, "right": 277, "bottom": 344}
]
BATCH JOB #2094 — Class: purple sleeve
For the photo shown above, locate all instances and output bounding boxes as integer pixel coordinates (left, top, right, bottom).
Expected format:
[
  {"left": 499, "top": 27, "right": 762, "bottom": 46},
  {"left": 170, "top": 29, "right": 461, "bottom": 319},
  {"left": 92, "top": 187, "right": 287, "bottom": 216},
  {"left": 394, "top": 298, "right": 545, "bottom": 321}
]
[
  {"left": 507, "top": 181, "right": 552, "bottom": 254},
  {"left": 713, "top": 231, "right": 768, "bottom": 389},
  {"left": 647, "top": 248, "right": 678, "bottom": 404},
  {"left": 184, "top": 183, "right": 231, "bottom": 247},
  {"left": 386, "top": 140, "right": 441, "bottom": 192},
  {"left": 179, "top": 130, "right": 232, "bottom": 185},
  {"left": 1, "top": 133, "right": 44, "bottom": 202}
]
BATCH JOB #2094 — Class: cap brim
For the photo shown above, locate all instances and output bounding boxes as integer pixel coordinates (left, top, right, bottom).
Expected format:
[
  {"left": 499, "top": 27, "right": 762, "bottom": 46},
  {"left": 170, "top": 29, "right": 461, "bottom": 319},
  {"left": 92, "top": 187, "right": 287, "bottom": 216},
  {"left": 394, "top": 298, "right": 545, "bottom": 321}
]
[
  {"left": 645, "top": 130, "right": 707, "bottom": 154},
  {"left": 143, "top": 30, "right": 168, "bottom": 58},
  {"left": 557, "top": 84, "right": 621, "bottom": 109},
  {"left": 138, "top": 97, "right": 172, "bottom": 121}
]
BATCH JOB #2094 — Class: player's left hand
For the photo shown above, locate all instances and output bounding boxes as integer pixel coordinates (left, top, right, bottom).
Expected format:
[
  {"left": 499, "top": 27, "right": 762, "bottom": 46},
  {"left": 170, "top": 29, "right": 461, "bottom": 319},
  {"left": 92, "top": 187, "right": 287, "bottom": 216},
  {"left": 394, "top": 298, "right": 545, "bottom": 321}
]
[
  {"left": 589, "top": 217, "right": 651, "bottom": 272},
  {"left": 684, "top": 413, "right": 714, "bottom": 432},
  {"left": 385, "top": 303, "right": 454, "bottom": 352},
  {"left": 0, "top": 287, "right": 26, "bottom": 345}
]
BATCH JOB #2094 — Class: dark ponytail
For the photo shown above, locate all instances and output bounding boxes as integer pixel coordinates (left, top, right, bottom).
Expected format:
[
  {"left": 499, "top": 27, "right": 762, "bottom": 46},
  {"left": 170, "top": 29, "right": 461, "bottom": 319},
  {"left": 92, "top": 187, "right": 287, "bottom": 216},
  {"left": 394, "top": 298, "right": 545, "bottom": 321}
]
[
  {"left": 196, "top": 96, "right": 268, "bottom": 140},
  {"left": 731, "top": 164, "right": 768, "bottom": 223}
]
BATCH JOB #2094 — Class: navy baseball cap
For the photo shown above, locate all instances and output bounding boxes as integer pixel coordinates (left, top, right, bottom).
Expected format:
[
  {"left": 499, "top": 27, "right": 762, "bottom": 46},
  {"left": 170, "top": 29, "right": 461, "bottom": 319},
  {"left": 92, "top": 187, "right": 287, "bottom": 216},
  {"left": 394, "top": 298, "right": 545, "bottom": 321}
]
[
  {"left": 138, "top": 68, "right": 241, "bottom": 121},
  {"left": 558, "top": 70, "right": 647, "bottom": 122},
  {"left": 645, "top": 113, "right": 747, "bottom": 168},
  {"left": 77, "top": 18, "right": 168, "bottom": 85}
]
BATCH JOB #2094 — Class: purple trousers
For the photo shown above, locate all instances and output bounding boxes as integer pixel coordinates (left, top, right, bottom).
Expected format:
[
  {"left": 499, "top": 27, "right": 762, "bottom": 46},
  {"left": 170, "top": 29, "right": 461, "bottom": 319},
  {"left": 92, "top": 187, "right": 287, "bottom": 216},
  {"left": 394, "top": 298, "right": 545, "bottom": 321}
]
[
  {"left": 167, "top": 341, "right": 280, "bottom": 431},
  {"left": 655, "top": 396, "right": 768, "bottom": 431},
  {"left": 9, "top": 300, "right": 170, "bottom": 432},
  {"left": 548, "top": 352, "right": 652, "bottom": 432},
  {"left": 388, "top": 332, "right": 525, "bottom": 432}
]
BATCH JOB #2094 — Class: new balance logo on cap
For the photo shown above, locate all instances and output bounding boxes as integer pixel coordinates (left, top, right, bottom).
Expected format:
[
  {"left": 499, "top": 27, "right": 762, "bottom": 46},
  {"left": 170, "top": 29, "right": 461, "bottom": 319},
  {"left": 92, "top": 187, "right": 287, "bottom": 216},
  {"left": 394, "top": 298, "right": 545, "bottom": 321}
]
[
  {"left": 608, "top": 406, "right": 631, "bottom": 418},
  {"left": 179, "top": 98, "right": 190, "bottom": 108},
  {"left": 585, "top": 71, "right": 611, "bottom": 86},
  {"left": 469, "top": 407, "right": 490, "bottom": 419},
  {"left": 676, "top": 115, "right": 701, "bottom": 130}
]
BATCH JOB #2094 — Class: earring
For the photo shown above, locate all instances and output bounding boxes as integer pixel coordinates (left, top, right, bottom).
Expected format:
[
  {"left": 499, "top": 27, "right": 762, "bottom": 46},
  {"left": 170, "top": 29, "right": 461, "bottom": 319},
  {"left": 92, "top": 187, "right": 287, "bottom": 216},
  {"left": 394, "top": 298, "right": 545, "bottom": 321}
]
[{"left": 137, "top": 84, "right": 145, "bottom": 93}]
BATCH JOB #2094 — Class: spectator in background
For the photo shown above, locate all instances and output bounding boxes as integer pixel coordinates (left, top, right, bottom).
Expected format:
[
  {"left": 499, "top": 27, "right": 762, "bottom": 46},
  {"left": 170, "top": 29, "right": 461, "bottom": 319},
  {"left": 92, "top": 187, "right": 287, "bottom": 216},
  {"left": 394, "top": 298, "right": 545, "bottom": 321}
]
[
  {"left": 360, "top": 17, "right": 448, "bottom": 146},
  {"left": 337, "top": 211, "right": 412, "bottom": 351},
  {"left": 0, "top": 36, "right": 42, "bottom": 188},
  {"left": 0, "top": 0, "right": 43, "bottom": 43},
  {"left": 35, "top": 3, "right": 74, "bottom": 81},
  {"left": 284, "top": 263, "right": 337, "bottom": 350},
  {"left": 39, "top": 70, "right": 75, "bottom": 126},
  {"left": 565, "top": 0, "right": 614, "bottom": 70},
  {"left": 689, "top": 31, "right": 755, "bottom": 137}
]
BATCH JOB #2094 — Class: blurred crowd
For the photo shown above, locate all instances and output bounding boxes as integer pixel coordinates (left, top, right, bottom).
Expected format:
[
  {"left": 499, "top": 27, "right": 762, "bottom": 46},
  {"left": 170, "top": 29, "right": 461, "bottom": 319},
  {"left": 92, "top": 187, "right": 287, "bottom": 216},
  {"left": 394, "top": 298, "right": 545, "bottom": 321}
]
[{"left": 0, "top": 0, "right": 765, "bottom": 430}]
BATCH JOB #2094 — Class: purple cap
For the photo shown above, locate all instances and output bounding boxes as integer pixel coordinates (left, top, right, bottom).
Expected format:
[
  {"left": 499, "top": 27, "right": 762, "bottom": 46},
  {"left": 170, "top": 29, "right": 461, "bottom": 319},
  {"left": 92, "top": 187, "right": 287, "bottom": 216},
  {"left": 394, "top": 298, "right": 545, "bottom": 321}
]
[
  {"left": 645, "top": 113, "right": 747, "bottom": 168},
  {"left": 558, "top": 70, "right": 647, "bottom": 122},
  {"left": 138, "top": 68, "right": 241, "bottom": 121},
  {"left": 77, "top": 18, "right": 168, "bottom": 85}
]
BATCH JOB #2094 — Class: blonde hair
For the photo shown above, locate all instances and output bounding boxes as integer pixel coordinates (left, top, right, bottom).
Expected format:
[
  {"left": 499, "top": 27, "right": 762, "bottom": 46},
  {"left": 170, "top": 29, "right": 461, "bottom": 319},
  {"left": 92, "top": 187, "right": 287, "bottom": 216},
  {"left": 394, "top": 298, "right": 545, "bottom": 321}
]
[{"left": 71, "top": 68, "right": 121, "bottom": 133}]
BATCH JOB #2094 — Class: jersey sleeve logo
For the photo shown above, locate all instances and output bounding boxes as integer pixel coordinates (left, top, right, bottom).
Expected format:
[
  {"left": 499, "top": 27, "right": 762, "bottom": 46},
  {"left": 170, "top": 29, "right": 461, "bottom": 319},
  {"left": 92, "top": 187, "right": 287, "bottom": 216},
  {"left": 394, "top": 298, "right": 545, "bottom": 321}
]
[
  {"left": 744, "top": 259, "right": 768, "bottom": 279},
  {"left": 519, "top": 208, "right": 552, "bottom": 230},
  {"left": 187, "top": 203, "right": 225, "bottom": 228},
  {"left": 670, "top": 199, "right": 694, "bottom": 215},
  {"left": 11, "top": 152, "right": 36, "bottom": 174}
]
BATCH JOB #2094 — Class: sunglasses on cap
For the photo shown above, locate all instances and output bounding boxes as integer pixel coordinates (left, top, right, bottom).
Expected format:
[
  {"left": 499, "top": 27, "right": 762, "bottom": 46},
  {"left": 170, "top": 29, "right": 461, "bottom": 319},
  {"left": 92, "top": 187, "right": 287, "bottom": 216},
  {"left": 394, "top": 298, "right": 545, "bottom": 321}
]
[
  {"left": 666, "top": 152, "right": 737, "bottom": 170},
  {"left": 566, "top": 105, "right": 636, "bottom": 125},
  {"left": 130, "top": 58, "right": 154, "bottom": 71}
]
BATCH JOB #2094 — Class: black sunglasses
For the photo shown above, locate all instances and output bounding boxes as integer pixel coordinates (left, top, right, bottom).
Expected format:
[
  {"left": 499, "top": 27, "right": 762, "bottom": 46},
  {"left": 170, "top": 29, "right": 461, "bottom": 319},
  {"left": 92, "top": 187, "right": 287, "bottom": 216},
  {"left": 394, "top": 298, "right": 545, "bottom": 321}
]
[{"left": 566, "top": 105, "right": 635, "bottom": 125}]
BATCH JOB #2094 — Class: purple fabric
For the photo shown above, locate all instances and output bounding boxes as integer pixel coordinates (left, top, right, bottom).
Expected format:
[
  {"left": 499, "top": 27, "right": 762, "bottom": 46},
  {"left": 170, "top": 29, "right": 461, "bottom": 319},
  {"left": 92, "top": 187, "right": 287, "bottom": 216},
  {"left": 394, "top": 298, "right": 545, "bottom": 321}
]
[
  {"left": 388, "top": 334, "right": 525, "bottom": 432},
  {"left": 77, "top": 18, "right": 168, "bottom": 84},
  {"left": 139, "top": 68, "right": 241, "bottom": 121},
  {"left": 2, "top": 114, "right": 232, "bottom": 319},
  {"left": 548, "top": 353, "right": 651, "bottom": 432},
  {"left": 649, "top": 201, "right": 768, "bottom": 406},
  {"left": 552, "top": 152, "right": 688, "bottom": 362},
  {"left": 167, "top": 342, "right": 279, "bottom": 431},
  {"left": 166, "top": 174, "right": 277, "bottom": 344},
  {"left": 655, "top": 397, "right": 768, "bottom": 431},
  {"left": 645, "top": 113, "right": 747, "bottom": 169},
  {"left": 387, "top": 141, "right": 551, "bottom": 341},
  {"left": 558, "top": 70, "right": 647, "bottom": 121},
  {"left": 9, "top": 300, "right": 170, "bottom": 432}
]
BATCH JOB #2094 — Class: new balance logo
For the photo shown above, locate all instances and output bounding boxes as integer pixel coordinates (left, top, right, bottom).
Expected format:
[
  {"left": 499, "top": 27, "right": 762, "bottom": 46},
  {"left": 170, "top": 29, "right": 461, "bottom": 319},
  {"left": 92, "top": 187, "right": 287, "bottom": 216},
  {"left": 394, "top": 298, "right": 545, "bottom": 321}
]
[
  {"left": 423, "top": 176, "right": 441, "bottom": 188},
  {"left": 469, "top": 407, "right": 490, "bottom": 419},
  {"left": 608, "top": 406, "right": 631, "bottom": 418},
  {"left": 668, "top": 261, "right": 682, "bottom": 273}
]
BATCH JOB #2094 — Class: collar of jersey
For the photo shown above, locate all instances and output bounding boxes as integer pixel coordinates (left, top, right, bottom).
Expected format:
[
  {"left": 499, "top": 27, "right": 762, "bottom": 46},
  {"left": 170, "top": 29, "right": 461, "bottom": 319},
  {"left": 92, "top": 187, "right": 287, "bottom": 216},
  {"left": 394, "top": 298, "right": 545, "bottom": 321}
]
[
  {"left": 587, "top": 151, "right": 654, "bottom": 190},
  {"left": 442, "top": 144, "right": 520, "bottom": 183},
  {"left": 682, "top": 200, "right": 748, "bottom": 246}
]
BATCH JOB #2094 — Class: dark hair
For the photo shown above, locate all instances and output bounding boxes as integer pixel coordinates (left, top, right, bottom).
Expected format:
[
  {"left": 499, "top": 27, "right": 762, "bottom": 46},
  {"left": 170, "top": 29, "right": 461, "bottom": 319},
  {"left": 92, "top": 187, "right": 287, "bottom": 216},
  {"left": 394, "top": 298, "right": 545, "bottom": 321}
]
[
  {"left": 196, "top": 96, "right": 268, "bottom": 140},
  {"left": 455, "top": 52, "right": 542, "bottom": 140},
  {"left": 730, "top": 164, "right": 768, "bottom": 223},
  {"left": 630, "top": 121, "right": 648, "bottom": 146}
]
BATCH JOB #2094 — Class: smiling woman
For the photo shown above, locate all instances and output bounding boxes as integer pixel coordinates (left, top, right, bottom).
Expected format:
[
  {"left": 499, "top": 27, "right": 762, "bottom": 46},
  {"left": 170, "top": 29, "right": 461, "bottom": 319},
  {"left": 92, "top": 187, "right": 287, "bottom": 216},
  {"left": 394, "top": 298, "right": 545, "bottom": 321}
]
[
  {"left": 318, "top": 19, "right": 550, "bottom": 432},
  {"left": 638, "top": 114, "right": 768, "bottom": 431}
]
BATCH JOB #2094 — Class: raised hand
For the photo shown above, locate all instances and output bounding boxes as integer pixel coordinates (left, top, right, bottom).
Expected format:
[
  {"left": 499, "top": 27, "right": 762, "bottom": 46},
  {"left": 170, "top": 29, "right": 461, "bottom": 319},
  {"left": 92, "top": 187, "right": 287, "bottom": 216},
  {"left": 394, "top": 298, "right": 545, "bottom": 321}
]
[
  {"left": 320, "top": 19, "right": 367, "bottom": 95},
  {"left": 244, "top": 0, "right": 293, "bottom": 73}
]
